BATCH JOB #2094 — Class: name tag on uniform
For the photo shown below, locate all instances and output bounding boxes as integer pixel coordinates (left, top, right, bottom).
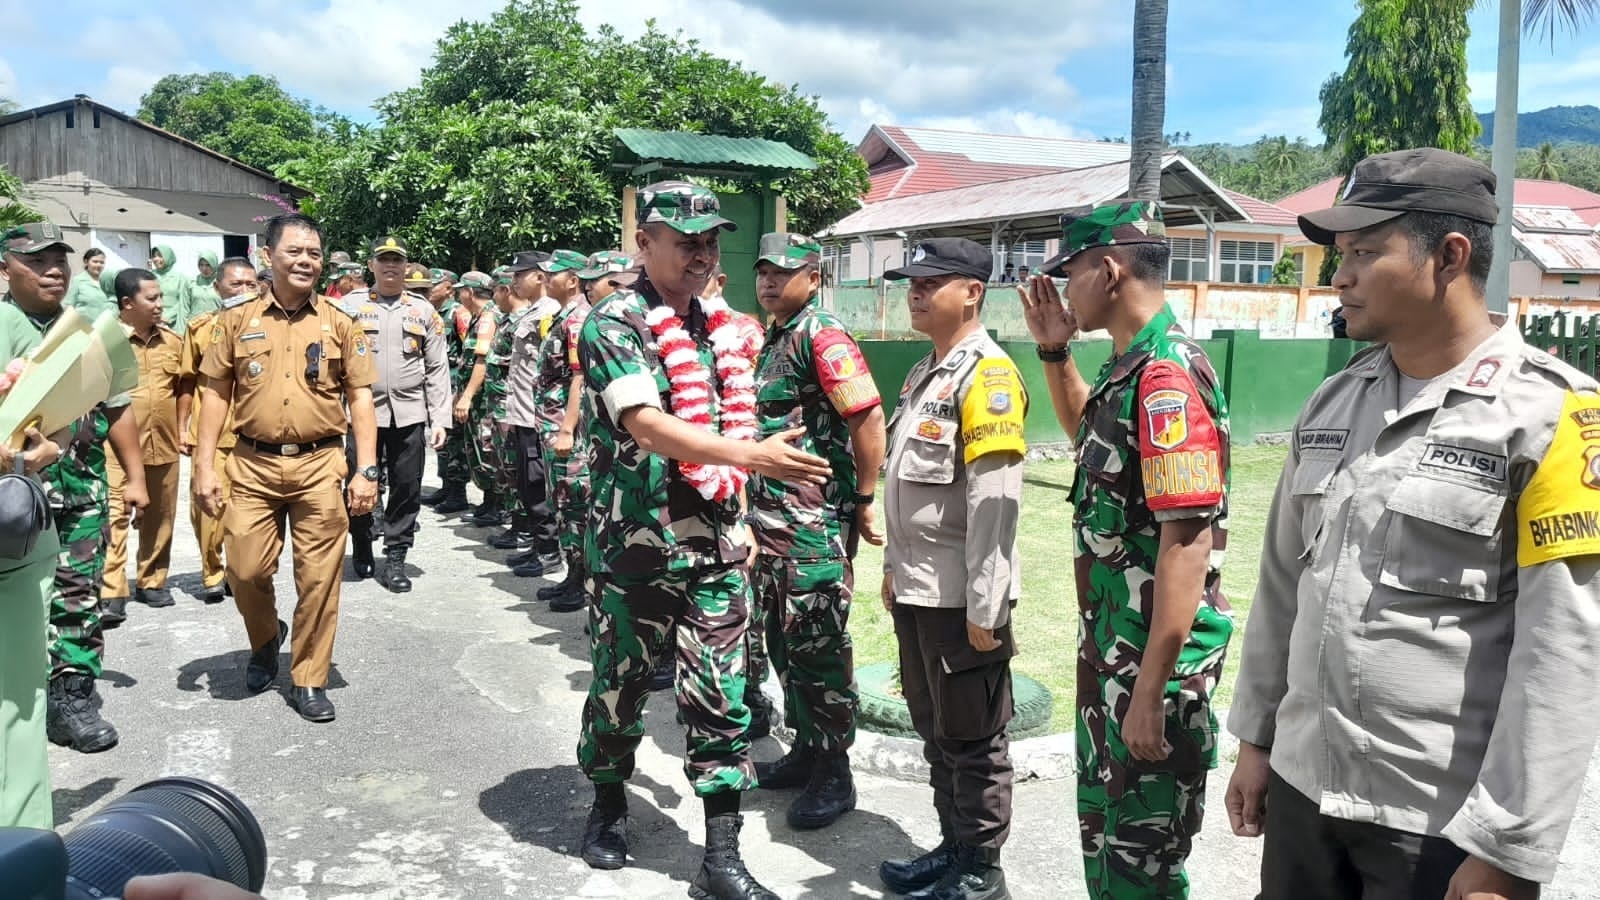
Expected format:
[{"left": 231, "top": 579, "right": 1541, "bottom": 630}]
[
  {"left": 240, "top": 332, "right": 267, "bottom": 342},
  {"left": 1421, "top": 442, "right": 1508, "bottom": 482},
  {"left": 1297, "top": 428, "right": 1348, "bottom": 452}
]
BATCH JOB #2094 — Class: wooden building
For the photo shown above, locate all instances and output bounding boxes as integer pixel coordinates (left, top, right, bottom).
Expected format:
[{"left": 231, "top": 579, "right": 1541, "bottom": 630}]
[{"left": 0, "top": 95, "right": 310, "bottom": 274}]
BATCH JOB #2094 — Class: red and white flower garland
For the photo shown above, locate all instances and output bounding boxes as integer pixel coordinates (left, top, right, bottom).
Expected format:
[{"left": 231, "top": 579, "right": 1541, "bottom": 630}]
[{"left": 645, "top": 297, "right": 759, "bottom": 501}]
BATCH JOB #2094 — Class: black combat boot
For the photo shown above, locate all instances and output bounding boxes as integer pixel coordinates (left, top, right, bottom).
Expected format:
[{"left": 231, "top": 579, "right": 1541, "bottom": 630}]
[
  {"left": 906, "top": 845, "right": 1007, "bottom": 900},
  {"left": 46, "top": 673, "right": 119, "bottom": 753},
  {"left": 548, "top": 561, "right": 587, "bottom": 613},
  {"left": 352, "top": 539, "right": 375, "bottom": 579},
  {"left": 420, "top": 481, "right": 453, "bottom": 506},
  {"left": 537, "top": 559, "right": 578, "bottom": 601},
  {"left": 378, "top": 548, "right": 412, "bottom": 593},
  {"left": 580, "top": 782, "right": 628, "bottom": 870},
  {"left": 434, "top": 483, "right": 470, "bottom": 515},
  {"left": 880, "top": 815, "right": 958, "bottom": 895},
  {"left": 786, "top": 750, "right": 856, "bottom": 830},
  {"left": 690, "top": 812, "right": 778, "bottom": 900},
  {"left": 755, "top": 743, "right": 816, "bottom": 790}
]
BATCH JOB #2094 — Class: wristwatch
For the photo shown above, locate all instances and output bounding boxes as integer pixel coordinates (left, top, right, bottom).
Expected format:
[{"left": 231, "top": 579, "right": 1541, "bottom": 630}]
[
  {"left": 1036, "top": 344, "right": 1072, "bottom": 363},
  {"left": 358, "top": 465, "right": 381, "bottom": 481},
  {"left": 853, "top": 492, "right": 875, "bottom": 505}
]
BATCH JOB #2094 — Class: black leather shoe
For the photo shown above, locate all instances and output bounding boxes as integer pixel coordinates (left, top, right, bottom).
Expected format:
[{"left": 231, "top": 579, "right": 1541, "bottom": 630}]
[
  {"left": 420, "top": 484, "right": 449, "bottom": 506},
  {"left": 466, "top": 506, "right": 505, "bottom": 527},
  {"left": 755, "top": 744, "right": 816, "bottom": 790},
  {"left": 905, "top": 844, "right": 1007, "bottom": 900},
  {"left": 352, "top": 541, "right": 375, "bottom": 579},
  {"left": 101, "top": 597, "right": 128, "bottom": 629},
  {"left": 377, "top": 550, "right": 412, "bottom": 593},
  {"left": 290, "top": 686, "right": 336, "bottom": 723},
  {"left": 881, "top": 839, "right": 959, "bottom": 896},
  {"left": 548, "top": 580, "right": 587, "bottom": 613},
  {"left": 488, "top": 529, "right": 534, "bottom": 550},
  {"left": 134, "top": 587, "right": 175, "bottom": 608},
  {"left": 787, "top": 751, "right": 855, "bottom": 830},
  {"left": 200, "top": 584, "right": 227, "bottom": 604},
  {"left": 511, "top": 558, "right": 555, "bottom": 578},
  {"left": 581, "top": 782, "right": 628, "bottom": 870},
  {"left": 434, "top": 489, "right": 470, "bottom": 515},
  {"left": 245, "top": 620, "right": 288, "bottom": 694}
]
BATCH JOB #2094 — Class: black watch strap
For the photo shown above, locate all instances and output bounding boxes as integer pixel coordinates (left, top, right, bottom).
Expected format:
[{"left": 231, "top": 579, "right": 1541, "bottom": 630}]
[{"left": 1036, "top": 345, "right": 1071, "bottom": 363}]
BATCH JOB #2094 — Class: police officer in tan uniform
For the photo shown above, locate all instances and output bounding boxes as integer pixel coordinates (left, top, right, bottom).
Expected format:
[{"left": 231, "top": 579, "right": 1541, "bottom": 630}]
[
  {"left": 178, "top": 257, "right": 257, "bottom": 604},
  {"left": 101, "top": 268, "right": 185, "bottom": 616},
  {"left": 341, "top": 237, "right": 449, "bottom": 592},
  {"left": 193, "top": 214, "right": 378, "bottom": 723}
]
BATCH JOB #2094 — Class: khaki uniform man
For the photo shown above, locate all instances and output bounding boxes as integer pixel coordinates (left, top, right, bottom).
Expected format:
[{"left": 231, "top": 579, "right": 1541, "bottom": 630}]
[
  {"left": 879, "top": 238, "right": 1026, "bottom": 900},
  {"left": 194, "top": 214, "right": 378, "bottom": 724},
  {"left": 102, "top": 269, "right": 185, "bottom": 614},
  {"left": 178, "top": 258, "right": 258, "bottom": 603}
]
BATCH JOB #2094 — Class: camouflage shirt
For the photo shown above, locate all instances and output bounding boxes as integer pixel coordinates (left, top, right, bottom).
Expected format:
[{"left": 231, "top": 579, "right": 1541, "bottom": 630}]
[
  {"left": 749, "top": 296, "right": 881, "bottom": 558},
  {"left": 535, "top": 297, "right": 592, "bottom": 435},
  {"left": 578, "top": 273, "right": 749, "bottom": 576},
  {"left": 1071, "top": 304, "right": 1233, "bottom": 731},
  {"left": 482, "top": 308, "right": 520, "bottom": 418},
  {"left": 440, "top": 297, "right": 471, "bottom": 388}
]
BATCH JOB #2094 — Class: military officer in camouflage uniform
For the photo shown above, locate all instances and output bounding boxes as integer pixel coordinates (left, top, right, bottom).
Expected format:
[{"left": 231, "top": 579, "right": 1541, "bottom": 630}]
[
  {"left": 0, "top": 222, "right": 149, "bottom": 754},
  {"left": 1018, "top": 201, "right": 1233, "bottom": 898},
  {"left": 457, "top": 267, "right": 505, "bottom": 526},
  {"left": 477, "top": 252, "right": 545, "bottom": 543},
  {"left": 878, "top": 238, "right": 1027, "bottom": 900},
  {"left": 422, "top": 268, "right": 473, "bottom": 513},
  {"left": 342, "top": 237, "right": 450, "bottom": 592},
  {"left": 745, "top": 234, "right": 886, "bottom": 831},
  {"left": 574, "top": 182, "right": 831, "bottom": 899}
]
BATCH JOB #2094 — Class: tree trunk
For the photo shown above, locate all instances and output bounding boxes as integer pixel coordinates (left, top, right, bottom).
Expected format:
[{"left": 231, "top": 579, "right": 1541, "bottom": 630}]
[
  {"left": 1487, "top": 0, "right": 1520, "bottom": 315},
  {"left": 1128, "top": 0, "right": 1169, "bottom": 200}
]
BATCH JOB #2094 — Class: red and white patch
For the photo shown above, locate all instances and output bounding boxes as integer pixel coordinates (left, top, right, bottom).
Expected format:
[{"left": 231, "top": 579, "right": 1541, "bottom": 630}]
[
  {"left": 917, "top": 418, "right": 944, "bottom": 441},
  {"left": 1466, "top": 358, "right": 1501, "bottom": 388},
  {"left": 1143, "top": 388, "right": 1190, "bottom": 451},
  {"left": 821, "top": 343, "right": 859, "bottom": 380},
  {"left": 1138, "top": 361, "right": 1224, "bottom": 512}
]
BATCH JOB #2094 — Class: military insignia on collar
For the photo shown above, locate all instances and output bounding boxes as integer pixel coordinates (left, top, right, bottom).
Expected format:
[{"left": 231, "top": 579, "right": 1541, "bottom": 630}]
[{"left": 1466, "top": 359, "right": 1500, "bottom": 388}]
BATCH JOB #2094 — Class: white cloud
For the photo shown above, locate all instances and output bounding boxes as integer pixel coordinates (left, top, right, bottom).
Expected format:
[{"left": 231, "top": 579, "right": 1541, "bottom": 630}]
[
  {"left": 75, "top": 17, "right": 184, "bottom": 62},
  {"left": 0, "top": 57, "right": 17, "bottom": 104},
  {"left": 97, "top": 63, "right": 200, "bottom": 112},
  {"left": 1471, "top": 55, "right": 1600, "bottom": 112}
]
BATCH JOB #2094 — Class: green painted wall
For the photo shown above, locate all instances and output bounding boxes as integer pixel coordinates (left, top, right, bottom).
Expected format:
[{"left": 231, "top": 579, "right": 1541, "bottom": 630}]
[{"left": 861, "top": 331, "right": 1366, "bottom": 445}]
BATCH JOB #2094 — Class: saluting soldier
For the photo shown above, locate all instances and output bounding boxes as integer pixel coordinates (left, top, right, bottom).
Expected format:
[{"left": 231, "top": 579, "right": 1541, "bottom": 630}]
[
  {"left": 177, "top": 258, "right": 257, "bottom": 603},
  {"left": 574, "top": 181, "right": 831, "bottom": 899},
  {"left": 746, "top": 234, "right": 886, "bottom": 832},
  {"left": 193, "top": 213, "right": 379, "bottom": 724},
  {"left": 341, "top": 238, "right": 450, "bottom": 592},
  {"left": 421, "top": 268, "right": 473, "bottom": 513},
  {"left": 101, "top": 268, "right": 185, "bottom": 615}
]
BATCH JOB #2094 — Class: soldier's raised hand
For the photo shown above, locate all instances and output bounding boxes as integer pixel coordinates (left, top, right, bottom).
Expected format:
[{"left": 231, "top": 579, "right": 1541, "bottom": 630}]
[
  {"left": 747, "top": 426, "right": 830, "bottom": 484},
  {"left": 1018, "top": 274, "right": 1078, "bottom": 348}
]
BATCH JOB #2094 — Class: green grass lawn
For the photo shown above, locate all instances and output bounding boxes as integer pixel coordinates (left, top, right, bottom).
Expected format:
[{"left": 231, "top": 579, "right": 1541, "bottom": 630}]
[{"left": 850, "top": 444, "right": 1289, "bottom": 734}]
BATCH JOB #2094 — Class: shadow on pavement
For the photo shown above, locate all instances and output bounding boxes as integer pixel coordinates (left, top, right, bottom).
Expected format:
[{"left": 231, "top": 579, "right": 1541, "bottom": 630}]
[
  {"left": 176, "top": 649, "right": 347, "bottom": 701},
  {"left": 53, "top": 776, "right": 120, "bottom": 825}
]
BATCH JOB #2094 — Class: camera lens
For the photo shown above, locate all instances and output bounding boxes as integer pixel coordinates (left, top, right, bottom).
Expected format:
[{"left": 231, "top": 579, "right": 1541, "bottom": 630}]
[{"left": 62, "top": 776, "right": 267, "bottom": 898}]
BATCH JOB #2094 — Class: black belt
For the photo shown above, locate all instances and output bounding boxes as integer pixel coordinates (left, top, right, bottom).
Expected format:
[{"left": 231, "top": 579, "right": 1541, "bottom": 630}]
[{"left": 238, "top": 435, "right": 343, "bottom": 457}]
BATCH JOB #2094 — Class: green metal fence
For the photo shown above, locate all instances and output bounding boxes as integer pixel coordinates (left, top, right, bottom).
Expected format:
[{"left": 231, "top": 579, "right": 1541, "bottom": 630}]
[{"left": 1523, "top": 312, "right": 1600, "bottom": 377}]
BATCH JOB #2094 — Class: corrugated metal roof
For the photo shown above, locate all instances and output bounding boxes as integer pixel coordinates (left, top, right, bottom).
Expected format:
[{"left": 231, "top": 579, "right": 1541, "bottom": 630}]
[
  {"left": 1515, "top": 228, "right": 1600, "bottom": 273},
  {"left": 613, "top": 129, "right": 816, "bottom": 171},
  {"left": 1514, "top": 204, "right": 1591, "bottom": 232},
  {"left": 895, "top": 126, "right": 1131, "bottom": 169}
]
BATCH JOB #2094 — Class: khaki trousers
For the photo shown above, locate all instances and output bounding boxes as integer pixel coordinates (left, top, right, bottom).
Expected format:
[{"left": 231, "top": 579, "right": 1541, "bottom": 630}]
[
  {"left": 224, "top": 444, "right": 348, "bottom": 688},
  {"left": 190, "top": 448, "right": 232, "bottom": 589},
  {"left": 103, "top": 454, "right": 180, "bottom": 597}
]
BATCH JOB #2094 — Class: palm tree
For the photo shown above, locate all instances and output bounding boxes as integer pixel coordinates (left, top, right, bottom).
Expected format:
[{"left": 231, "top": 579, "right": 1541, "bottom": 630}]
[
  {"left": 1485, "top": 0, "right": 1598, "bottom": 312},
  {"left": 1257, "top": 135, "right": 1307, "bottom": 181},
  {"left": 1531, "top": 141, "right": 1563, "bottom": 179},
  {"left": 1128, "top": 0, "right": 1168, "bottom": 200}
]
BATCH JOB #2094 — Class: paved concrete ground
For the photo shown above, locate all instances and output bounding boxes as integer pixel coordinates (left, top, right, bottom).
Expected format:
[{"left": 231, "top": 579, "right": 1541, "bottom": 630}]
[{"left": 44, "top": 462, "right": 1600, "bottom": 898}]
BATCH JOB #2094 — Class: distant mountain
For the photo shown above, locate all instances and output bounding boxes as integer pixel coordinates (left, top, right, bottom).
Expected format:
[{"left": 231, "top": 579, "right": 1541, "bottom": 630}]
[{"left": 1478, "top": 105, "right": 1600, "bottom": 147}]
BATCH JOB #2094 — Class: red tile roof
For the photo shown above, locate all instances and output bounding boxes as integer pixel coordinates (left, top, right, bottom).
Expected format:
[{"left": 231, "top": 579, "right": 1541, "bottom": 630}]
[
  {"left": 1223, "top": 189, "right": 1300, "bottom": 226},
  {"left": 1276, "top": 176, "right": 1600, "bottom": 227},
  {"left": 863, "top": 125, "right": 1126, "bottom": 203}
]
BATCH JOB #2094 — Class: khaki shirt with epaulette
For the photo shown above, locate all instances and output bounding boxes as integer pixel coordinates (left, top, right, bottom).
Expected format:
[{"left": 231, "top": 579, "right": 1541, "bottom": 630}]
[
  {"left": 125, "top": 323, "right": 184, "bottom": 466},
  {"left": 182, "top": 309, "right": 237, "bottom": 451},
  {"left": 342, "top": 288, "right": 450, "bottom": 430},
  {"left": 1230, "top": 321, "right": 1600, "bottom": 883},
  {"left": 198, "top": 292, "right": 375, "bottom": 444}
]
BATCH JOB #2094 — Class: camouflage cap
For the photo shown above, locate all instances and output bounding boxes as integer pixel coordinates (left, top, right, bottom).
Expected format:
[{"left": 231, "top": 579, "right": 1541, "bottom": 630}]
[
  {"left": 576, "top": 251, "right": 634, "bottom": 280},
  {"left": 460, "top": 271, "right": 493, "bottom": 290},
  {"left": 369, "top": 235, "right": 409, "bottom": 259},
  {"left": 336, "top": 260, "right": 364, "bottom": 273},
  {"left": 329, "top": 250, "right": 353, "bottom": 265},
  {"left": 1040, "top": 200, "right": 1167, "bottom": 276},
  {"left": 755, "top": 232, "right": 822, "bottom": 270},
  {"left": 430, "top": 267, "right": 458, "bottom": 284},
  {"left": 638, "top": 180, "right": 737, "bottom": 235},
  {"left": 2, "top": 222, "right": 74, "bottom": 255},
  {"left": 537, "top": 249, "right": 588, "bottom": 274},
  {"left": 491, "top": 265, "right": 514, "bottom": 286}
]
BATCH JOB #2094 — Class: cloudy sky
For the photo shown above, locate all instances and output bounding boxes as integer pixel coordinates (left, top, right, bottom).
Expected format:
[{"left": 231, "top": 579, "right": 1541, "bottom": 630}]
[{"left": 1, "top": 0, "right": 1596, "bottom": 146}]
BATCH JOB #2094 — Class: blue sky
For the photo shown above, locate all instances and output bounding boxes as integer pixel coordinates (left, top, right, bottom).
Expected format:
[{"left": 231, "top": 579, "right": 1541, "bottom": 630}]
[{"left": 1, "top": 0, "right": 1596, "bottom": 146}]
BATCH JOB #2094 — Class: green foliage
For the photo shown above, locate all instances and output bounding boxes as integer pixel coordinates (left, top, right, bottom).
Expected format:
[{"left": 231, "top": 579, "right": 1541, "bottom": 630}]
[
  {"left": 1512, "top": 140, "right": 1600, "bottom": 191},
  {"left": 1177, "top": 135, "right": 1337, "bottom": 201},
  {"left": 1318, "top": 0, "right": 1480, "bottom": 174},
  {"left": 1479, "top": 105, "right": 1600, "bottom": 147},
  {"left": 137, "top": 73, "right": 354, "bottom": 178},
  {"left": 0, "top": 165, "right": 40, "bottom": 230},
  {"left": 304, "top": 0, "right": 867, "bottom": 270},
  {"left": 1269, "top": 252, "right": 1301, "bottom": 285}
]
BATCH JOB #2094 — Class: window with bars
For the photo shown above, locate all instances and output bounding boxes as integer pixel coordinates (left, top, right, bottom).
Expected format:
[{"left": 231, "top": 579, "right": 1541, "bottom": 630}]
[
  {"left": 1220, "top": 240, "right": 1277, "bottom": 284},
  {"left": 822, "top": 244, "right": 851, "bottom": 283},
  {"left": 1169, "top": 237, "right": 1209, "bottom": 282}
]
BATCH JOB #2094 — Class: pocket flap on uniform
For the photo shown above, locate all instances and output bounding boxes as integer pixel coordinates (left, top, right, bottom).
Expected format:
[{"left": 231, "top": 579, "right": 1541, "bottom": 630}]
[
  {"left": 1291, "top": 456, "right": 1339, "bottom": 496},
  {"left": 939, "top": 627, "right": 1016, "bottom": 674},
  {"left": 1386, "top": 475, "right": 1505, "bottom": 536},
  {"left": 899, "top": 432, "right": 956, "bottom": 485}
]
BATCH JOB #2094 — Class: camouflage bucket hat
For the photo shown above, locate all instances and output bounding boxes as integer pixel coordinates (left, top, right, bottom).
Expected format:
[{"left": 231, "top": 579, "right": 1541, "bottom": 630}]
[
  {"left": 576, "top": 251, "right": 634, "bottom": 280},
  {"left": 539, "top": 249, "right": 588, "bottom": 274},
  {"left": 2, "top": 222, "right": 74, "bottom": 255},
  {"left": 1040, "top": 200, "right": 1166, "bottom": 276},
  {"left": 638, "top": 181, "right": 737, "bottom": 235},
  {"left": 754, "top": 232, "right": 822, "bottom": 270},
  {"left": 430, "top": 267, "right": 458, "bottom": 284},
  {"left": 460, "top": 271, "right": 493, "bottom": 290}
]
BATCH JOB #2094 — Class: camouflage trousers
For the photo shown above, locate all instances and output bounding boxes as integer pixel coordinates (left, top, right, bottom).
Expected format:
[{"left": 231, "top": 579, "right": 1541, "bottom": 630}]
[
  {"left": 543, "top": 442, "right": 589, "bottom": 561},
  {"left": 47, "top": 503, "right": 110, "bottom": 679},
  {"left": 438, "top": 424, "right": 473, "bottom": 486},
  {"left": 470, "top": 408, "right": 507, "bottom": 497},
  {"left": 752, "top": 555, "right": 856, "bottom": 751},
  {"left": 1076, "top": 671, "right": 1220, "bottom": 899},
  {"left": 578, "top": 565, "right": 757, "bottom": 797}
]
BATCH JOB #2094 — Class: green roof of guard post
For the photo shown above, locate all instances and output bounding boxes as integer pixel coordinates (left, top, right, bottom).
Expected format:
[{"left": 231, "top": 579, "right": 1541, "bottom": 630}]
[{"left": 612, "top": 128, "right": 817, "bottom": 176}]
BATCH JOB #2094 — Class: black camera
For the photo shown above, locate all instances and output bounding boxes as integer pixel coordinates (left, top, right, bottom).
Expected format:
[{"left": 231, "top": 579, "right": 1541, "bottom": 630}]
[{"left": 0, "top": 776, "right": 267, "bottom": 900}]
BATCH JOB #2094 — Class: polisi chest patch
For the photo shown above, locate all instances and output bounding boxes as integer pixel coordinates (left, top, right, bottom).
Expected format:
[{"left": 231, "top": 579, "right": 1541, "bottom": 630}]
[{"left": 1420, "top": 442, "right": 1508, "bottom": 482}]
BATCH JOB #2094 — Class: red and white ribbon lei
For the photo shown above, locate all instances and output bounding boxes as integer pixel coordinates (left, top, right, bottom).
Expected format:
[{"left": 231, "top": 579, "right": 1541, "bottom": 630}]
[{"left": 644, "top": 297, "right": 759, "bottom": 501}]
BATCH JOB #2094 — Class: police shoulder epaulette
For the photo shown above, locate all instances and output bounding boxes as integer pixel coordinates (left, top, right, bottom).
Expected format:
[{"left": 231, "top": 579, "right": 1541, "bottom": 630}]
[
  {"left": 332, "top": 300, "right": 361, "bottom": 319},
  {"left": 221, "top": 292, "right": 256, "bottom": 310},
  {"left": 1522, "top": 344, "right": 1599, "bottom": 392}
]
